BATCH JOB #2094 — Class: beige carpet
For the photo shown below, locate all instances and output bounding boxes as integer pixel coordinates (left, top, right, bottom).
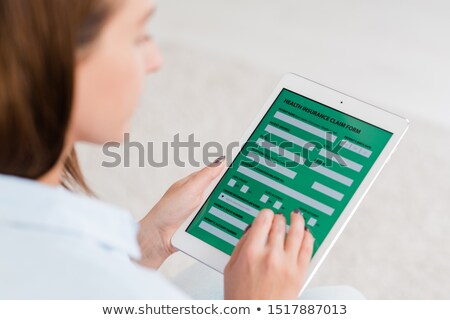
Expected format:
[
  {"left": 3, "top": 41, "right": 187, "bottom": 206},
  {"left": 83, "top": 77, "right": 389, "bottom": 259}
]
[{"left": 78, "top": 41, "right": 450, "bottom": 299}]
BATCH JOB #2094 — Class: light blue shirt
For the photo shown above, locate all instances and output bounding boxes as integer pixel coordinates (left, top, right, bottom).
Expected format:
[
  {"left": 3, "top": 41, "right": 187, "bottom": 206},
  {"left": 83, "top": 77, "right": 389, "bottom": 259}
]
[{"left": 0, "top": 174, "right": 189, "bottom": 299}]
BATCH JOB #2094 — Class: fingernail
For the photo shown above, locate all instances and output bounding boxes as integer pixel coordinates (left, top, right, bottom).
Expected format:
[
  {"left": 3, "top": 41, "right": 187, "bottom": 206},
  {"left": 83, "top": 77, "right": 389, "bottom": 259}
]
[
  {"left": 208, "top": 155, "right": 226, "bottom": 167},
  {"left": 244, "top": 224, "right": 252, "bottom": 233},
  {"left": 260, "top": 209, "right": 273, "bottom": 221},
  {"left": 293, "top": 208, "right": 301, "bottom": 215}
]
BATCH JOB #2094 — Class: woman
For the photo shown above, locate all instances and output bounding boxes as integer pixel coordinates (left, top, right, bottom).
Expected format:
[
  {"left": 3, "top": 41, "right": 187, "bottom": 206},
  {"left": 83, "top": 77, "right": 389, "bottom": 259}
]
[{"left": 0, "top": 0, "right": 314, "bottom": 299}]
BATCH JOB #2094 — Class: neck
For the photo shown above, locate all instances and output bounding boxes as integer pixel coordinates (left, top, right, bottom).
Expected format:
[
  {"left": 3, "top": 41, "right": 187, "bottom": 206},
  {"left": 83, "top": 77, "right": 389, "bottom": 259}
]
[
  {"left": 38, "top": 136, "right": 75, "bottom": 187},
  {"left": 38, "top": 160, "right": 65, "bottom": 186}
]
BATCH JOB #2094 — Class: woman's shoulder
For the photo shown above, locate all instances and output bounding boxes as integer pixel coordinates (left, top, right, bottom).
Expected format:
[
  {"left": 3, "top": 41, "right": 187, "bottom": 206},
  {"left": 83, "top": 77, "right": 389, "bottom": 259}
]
[
  {"left": 0, "top": 174, "right": 189, "bottom": 299},
  {"left": 0, "top": 225, "right": 189, "bottom": 299}
]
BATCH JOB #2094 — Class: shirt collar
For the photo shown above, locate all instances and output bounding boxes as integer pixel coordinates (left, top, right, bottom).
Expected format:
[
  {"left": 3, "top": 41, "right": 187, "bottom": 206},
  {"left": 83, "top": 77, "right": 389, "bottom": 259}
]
[{"left": 0, "top": 174, "right": 141, "bottom": 260}]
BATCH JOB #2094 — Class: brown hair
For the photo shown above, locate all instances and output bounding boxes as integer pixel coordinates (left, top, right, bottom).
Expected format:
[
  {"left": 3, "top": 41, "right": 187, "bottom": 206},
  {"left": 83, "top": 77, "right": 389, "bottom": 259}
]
[{"left": 0, "top": 0, "right": 116, "bottom": 194}]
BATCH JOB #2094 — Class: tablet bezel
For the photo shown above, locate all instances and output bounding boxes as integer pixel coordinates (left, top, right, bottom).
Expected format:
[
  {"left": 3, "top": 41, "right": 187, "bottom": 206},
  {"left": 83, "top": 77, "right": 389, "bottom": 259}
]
[{"left": 172, "top": 73, "right": 409, "bottom": 296}]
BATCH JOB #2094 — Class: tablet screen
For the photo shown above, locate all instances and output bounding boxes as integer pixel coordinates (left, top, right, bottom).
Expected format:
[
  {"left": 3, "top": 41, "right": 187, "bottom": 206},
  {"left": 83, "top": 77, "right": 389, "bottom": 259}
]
[{"left": 186, "top": 88, "right": 392, "bottom": 256}]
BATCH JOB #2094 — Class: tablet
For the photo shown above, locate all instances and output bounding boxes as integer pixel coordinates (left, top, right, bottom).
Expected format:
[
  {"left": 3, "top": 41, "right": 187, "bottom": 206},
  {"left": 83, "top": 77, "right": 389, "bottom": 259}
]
[{"left": 172, "top": 73, "right": 409, "bottom": 295}]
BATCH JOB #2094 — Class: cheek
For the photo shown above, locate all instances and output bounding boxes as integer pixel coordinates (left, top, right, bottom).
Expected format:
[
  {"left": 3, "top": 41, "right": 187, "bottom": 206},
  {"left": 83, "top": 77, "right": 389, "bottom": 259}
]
[
  {"left": 111, "top": 52, "right": 144, "bottom": 120},
  {"left": 72, "top": 48, "right": 145, "bottom": 144}
]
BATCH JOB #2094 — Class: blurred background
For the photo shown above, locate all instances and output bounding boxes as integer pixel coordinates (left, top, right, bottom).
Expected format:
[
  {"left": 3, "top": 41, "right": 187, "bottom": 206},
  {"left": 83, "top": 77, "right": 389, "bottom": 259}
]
[{"left": 78, "top": 0, "right": 450, "bottom": 299}]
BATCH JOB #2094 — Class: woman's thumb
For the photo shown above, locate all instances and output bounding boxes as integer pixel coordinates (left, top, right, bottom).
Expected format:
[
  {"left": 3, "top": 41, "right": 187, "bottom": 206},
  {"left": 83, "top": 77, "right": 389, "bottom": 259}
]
[{"left": 189, "top": 156, "right": 226, "bottom": 189}]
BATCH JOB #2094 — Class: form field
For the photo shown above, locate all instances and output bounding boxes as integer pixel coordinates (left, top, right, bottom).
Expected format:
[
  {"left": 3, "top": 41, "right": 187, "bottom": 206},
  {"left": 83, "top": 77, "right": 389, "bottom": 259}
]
[
  {"left": 240, "top": 185, "right": 249, "bottom": 193},
  {"left": 319, "top": 149, "right": 363, "bottom": 172},
  {"left": 199, "top": 221, "right": 238, "bottom": 246},
  {"left": 256, "top": 138, "right": 305, "bottom": 165},
  {"left": 208, "top": 207, "right": 248, "bottom": 230},
  {"left": 237, "top": 165, "right": 334, "bottom": 216},
  {"left": 312, "top": 182, "right": 344, "bottom": 201},
  {"left": 260, "top": 194, "right": 269, "bottom": 203},
  {"left": 340, "top": 140, "right": 372, "bottom": 158},
  {"left": 246, "top": 151, "right": 297, "bottom": 179},
  {"left": 274, "top": 111, "right": 337, "bottom": 142},
  {"left": 310, "top": 164, "right": 353, "bottom": 187},
  {"left": 227, "top": 179, "right": 236, "bottom": 187},
  {"left": 218, "top": 192, "right": 259, "bottom": 217},
  {"left": 273, "top": 201, "right": 282, "bottom": 210},
  {"left": 265, "top": 125, "right": 315, "bottom": 151},
  {"left": 307, "top": 217, "right": 317, "bottom": 227}
]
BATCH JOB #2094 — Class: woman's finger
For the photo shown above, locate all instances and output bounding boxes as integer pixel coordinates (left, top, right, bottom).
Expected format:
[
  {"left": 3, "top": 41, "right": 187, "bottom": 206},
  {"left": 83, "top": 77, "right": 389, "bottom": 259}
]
[
  {"left": 184, "top": 156, "right": 226, "bottom": 190},
  {"left": 285, "top": 209, "right": 305, "bottom": 256},
  {"left": 267, "top": 213, "right": 286, "bottom": 250},
  {"left": 297, "top": 228, "right": 315, "bottom": 273},
  {"left": 228, "top": 224, "right": 251, "bottom": 266},
  {"left": 242, "top": 209, "right": 274, "bottom": 251}
]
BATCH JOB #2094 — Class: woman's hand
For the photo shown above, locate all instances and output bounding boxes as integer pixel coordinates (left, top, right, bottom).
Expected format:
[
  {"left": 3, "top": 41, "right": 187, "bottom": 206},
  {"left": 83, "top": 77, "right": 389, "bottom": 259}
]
[
  {"left": 224, "top": 208, "right": 315, "bottom": 299},
  {"left": 137, "top": 156, "right": 226, "bottom": 269}
]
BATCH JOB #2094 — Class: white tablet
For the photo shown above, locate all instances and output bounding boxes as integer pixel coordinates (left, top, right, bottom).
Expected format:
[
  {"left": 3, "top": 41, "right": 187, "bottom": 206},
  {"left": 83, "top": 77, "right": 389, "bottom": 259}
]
[{"left": 172, "top": 73, "right": 409, "bottom": 295}]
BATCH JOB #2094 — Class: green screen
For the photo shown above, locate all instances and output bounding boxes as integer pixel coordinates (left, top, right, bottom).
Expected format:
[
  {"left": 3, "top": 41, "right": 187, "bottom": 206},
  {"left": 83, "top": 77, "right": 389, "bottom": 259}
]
[{"left": 187, "top": 88, "right": 392, "bottom": 256}]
